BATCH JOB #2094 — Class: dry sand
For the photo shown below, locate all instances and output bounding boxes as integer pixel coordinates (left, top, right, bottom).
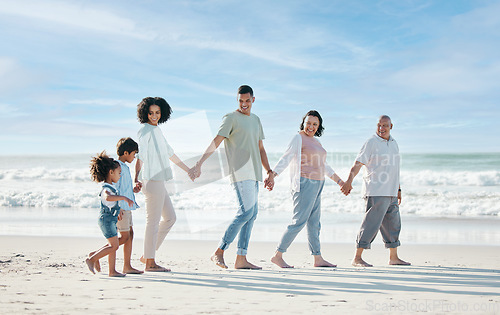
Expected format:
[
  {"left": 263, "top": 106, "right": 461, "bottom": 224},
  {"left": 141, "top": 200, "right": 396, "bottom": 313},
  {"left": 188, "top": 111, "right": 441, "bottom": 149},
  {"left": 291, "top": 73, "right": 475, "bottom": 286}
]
[{"left": 1, "top": 236, "right": 499, "bottom": 314}]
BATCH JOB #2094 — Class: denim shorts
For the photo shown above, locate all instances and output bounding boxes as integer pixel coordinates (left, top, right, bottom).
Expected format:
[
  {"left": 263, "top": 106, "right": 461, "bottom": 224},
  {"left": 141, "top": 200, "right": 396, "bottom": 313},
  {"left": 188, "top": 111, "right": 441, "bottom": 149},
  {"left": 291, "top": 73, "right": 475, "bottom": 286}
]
[{"left": 98, "top": 212, "right": 118, "bottom": 239}]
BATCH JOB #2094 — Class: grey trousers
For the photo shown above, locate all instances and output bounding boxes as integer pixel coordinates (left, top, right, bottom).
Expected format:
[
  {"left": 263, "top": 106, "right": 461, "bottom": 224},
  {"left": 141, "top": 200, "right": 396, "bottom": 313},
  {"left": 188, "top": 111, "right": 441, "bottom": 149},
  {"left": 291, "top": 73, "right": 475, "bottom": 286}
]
[{"left": 356, "top": 196, "right": 401, "bottom": 249}]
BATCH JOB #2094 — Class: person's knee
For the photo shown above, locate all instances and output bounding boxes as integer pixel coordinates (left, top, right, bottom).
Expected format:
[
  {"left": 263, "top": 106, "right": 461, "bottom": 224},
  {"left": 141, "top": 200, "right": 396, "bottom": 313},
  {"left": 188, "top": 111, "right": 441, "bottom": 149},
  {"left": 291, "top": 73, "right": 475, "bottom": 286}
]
[
  {"left": 108, "top": 241, "right": 120, "bottom": 251},
  {"left": 119, "top": 231, "right": 130, "bottom": 243},
  {"left": 234, "top": 207, "right": 256, "bottom": 222}
]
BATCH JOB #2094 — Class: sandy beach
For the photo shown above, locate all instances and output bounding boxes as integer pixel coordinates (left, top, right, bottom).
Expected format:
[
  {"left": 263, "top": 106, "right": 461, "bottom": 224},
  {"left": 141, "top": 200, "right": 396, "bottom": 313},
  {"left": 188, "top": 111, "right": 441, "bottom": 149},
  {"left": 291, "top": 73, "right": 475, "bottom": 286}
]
[{"left": 1, "top": 235, "right": 499, "bottom": 314}]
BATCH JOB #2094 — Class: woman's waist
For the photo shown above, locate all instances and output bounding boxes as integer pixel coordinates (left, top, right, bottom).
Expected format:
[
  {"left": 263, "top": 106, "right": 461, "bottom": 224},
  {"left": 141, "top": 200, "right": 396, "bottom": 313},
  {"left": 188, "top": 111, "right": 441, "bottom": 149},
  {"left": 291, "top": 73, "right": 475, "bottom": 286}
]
[
  {"left": 299, "top": 165, "right": 325, "bottom": 180},
  {"left": 299, "top": 175, "right": 325, "bottom": 182}
]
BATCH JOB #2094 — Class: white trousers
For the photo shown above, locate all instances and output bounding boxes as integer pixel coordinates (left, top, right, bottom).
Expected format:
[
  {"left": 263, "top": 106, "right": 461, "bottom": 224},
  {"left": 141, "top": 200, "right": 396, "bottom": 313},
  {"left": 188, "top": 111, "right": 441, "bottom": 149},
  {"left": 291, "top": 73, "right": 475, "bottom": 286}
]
[{"left": 142, "top": 180, "right": 176, "bottom": 259}]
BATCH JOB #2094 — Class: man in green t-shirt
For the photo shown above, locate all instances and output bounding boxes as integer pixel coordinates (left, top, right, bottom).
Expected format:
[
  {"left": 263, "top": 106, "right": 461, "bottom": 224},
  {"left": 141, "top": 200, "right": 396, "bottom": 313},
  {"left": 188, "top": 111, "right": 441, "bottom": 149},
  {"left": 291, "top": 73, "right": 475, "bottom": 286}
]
[{"left": 193, "top": 85, "right": 274, "bottom": 269}]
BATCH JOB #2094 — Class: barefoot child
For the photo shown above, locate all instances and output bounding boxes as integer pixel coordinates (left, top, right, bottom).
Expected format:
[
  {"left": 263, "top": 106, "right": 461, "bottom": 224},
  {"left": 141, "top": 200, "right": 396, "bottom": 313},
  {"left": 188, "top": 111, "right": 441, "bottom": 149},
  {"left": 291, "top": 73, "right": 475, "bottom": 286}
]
[
  {"left": 114, "top": 137, "right": 143, "bottom": 274},
  {"left": 86, "top": 152, "right": 134, "bottom": 277}
]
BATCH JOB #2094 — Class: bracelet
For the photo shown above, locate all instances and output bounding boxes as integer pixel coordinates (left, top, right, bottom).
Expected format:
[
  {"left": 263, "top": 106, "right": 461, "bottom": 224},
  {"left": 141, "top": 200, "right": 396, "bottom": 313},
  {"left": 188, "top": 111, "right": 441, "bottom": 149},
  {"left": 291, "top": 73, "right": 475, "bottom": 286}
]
[
  {"left": 398, "top": 188, "right": 401, "bottom": 192},
  {"left": 337, "top": 179, "right": 342, "bottom": 185},
  {"left": 267, "top": 169, "right": 273, "bottom": 174}
]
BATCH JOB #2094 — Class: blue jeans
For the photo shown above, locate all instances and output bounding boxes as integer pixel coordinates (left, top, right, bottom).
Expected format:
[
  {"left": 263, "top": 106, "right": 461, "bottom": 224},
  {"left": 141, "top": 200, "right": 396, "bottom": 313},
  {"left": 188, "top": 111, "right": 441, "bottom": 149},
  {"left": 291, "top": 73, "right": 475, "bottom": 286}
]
[
  {"left": 277, "top": 177, "right": 324, "bottom": 255},
  {"left": 219, "top": 180, "right": 259, "bottom": 256}
]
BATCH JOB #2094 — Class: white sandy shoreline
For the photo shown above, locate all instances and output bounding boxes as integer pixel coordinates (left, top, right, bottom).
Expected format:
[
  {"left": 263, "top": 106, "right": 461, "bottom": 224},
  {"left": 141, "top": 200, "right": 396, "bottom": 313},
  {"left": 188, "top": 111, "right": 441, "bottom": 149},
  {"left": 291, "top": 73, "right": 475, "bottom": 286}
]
[{"left": 1, "top": 236, "right": 499, "bottom": 314}]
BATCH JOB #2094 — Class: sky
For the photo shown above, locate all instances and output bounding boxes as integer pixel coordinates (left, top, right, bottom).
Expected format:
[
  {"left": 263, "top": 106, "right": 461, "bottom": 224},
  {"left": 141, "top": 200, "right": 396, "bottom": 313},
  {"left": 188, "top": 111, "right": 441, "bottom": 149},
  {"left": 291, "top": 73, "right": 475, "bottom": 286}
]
[{"left": 1, "top": 0, "right": 499, "bottom": 155}]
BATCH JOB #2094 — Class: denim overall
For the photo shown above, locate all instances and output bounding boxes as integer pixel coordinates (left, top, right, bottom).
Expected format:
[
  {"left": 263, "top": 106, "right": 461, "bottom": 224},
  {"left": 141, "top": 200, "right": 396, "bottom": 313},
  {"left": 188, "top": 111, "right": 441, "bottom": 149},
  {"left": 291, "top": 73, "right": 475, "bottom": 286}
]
[{"left": 98, "top": 183, "right": 121, "bottom": 239}]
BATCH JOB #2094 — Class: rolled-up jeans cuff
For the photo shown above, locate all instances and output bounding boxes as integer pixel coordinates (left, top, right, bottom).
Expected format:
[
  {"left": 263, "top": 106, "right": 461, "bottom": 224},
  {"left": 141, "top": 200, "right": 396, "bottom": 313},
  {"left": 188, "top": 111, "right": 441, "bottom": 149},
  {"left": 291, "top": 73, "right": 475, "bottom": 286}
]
[
  {"left": 218, "top": 241, "right": 229, "bottom": 251},
  {"left": 385, "top": 241, "right": 401, "bottom": 248},
  {"left": 276, "top": 247, "right": 286, "bottom": 253},
  {"left": 237, "top": 248, "right": 247, "bottom": 256},
  {"left": 357, "top": 243, "right": 371, "bottom": 249}
]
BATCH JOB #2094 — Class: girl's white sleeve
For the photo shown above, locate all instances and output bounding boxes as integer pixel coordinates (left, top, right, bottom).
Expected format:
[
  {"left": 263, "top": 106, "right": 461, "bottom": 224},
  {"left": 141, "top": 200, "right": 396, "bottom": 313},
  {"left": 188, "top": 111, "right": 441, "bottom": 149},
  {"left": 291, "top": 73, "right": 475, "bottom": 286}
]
[{"left": 101, "top": 187, "right": 117, "bottom": 209}]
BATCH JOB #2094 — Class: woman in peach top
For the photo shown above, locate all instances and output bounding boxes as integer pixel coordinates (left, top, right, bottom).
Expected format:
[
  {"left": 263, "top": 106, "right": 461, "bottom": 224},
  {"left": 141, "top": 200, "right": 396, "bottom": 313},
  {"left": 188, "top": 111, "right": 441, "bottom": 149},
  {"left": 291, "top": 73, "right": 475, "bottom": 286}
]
[{"left": 270, "top": 110, "right": 344, "bottom": 268}]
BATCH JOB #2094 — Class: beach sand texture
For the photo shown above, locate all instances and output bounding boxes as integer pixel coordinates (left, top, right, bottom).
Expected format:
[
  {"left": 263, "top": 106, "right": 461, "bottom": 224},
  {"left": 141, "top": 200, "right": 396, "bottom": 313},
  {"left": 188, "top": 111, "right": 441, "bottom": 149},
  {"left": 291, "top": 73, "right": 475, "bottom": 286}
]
[{"left": 1, "top": 236, "right": 499, "bottom": 314}]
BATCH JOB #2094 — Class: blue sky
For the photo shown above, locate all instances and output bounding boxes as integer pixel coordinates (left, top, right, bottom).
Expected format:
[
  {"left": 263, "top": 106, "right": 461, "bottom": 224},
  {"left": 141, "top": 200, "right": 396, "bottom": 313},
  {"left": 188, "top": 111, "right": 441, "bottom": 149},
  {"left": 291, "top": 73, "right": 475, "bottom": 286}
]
[{"left": 1, "top": 0, "right": 499, "bottom": 155}]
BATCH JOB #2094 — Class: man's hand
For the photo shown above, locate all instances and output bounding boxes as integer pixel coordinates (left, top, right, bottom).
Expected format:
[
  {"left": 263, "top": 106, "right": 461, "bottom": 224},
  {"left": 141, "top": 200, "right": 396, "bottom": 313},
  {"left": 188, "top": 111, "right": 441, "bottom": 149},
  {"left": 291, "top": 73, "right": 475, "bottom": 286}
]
[
  {"left": 189, "top": 162, "right": 202, "bottom": 181},
  {"left": 264, "top": 172, "right": 275, "bottom": 191},
  {"left": 340, "top": 181, "right": 353, "bottom": 196}
]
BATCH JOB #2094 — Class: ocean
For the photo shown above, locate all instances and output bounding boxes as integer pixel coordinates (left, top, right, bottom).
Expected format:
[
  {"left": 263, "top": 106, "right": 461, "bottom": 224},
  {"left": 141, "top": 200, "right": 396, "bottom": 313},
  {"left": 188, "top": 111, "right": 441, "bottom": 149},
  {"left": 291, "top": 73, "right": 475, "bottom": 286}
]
[{"left": 0, "top": 152, "right": 499, "bottom": 245}]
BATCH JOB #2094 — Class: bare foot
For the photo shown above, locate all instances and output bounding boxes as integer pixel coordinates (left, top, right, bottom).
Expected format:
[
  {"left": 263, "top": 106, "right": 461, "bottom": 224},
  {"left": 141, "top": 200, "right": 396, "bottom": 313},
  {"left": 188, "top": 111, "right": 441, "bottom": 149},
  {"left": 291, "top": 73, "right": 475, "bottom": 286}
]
[
  {"left": 389, "top": 258, "right": 411, "bottom": 266},
  {"left": 85, "top": 258, "right": 95, "bottom": 274},
  {"left": 352, "top": 258, "right": 373, "bottom": 267},
  {"left": 211, "top": 254, "right": 228, "bottom": 269},
  {"left": 109, "top": 271, "right": 126, "bottom": 277},
  {"left": 235, "top": 256, "right": 262, "bottom": 270},
  {"left": 271, "top": 256, "right": 294, "bottom": 268},
  {"left": 145, "top": 264, "right": 171, "bottom": 272},
  {"left": 123, "top": 267, "right": 144, "bottom": 274},
  {"left": 89, "top": 251, "right": 100, "bottom": 272},
  {"left": 314, "top": 256, "right": 337, "bottom": 268}
]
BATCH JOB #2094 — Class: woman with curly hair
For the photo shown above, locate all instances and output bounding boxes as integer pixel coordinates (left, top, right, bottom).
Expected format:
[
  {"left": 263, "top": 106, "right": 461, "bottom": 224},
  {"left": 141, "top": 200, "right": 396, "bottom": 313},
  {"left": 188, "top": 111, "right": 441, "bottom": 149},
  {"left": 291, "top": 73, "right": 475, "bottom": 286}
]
[{"left": 134, "top": 97, "right": 194, "bottom": 272}]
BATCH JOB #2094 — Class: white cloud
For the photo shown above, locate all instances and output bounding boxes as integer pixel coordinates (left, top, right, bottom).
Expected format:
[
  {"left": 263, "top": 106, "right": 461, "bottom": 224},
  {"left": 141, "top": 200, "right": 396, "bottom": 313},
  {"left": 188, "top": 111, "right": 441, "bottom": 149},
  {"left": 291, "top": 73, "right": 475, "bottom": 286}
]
[
  {"left": 0, "top": 57, "right": 43, "bottom": 93},
  {"left": 0, "top": 0, "right": 155, "bottom": 40},
  {"left": 69, "top": 99, "right": 137, "bottom": 108}
]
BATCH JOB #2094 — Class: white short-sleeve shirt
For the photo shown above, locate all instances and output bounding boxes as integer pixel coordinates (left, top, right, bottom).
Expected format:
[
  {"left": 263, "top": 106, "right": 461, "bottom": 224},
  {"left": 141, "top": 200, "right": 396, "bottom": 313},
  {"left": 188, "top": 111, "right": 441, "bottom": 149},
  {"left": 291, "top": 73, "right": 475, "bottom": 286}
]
[{"left": 356, "top": 134, "right": 400, "bottom": 197}]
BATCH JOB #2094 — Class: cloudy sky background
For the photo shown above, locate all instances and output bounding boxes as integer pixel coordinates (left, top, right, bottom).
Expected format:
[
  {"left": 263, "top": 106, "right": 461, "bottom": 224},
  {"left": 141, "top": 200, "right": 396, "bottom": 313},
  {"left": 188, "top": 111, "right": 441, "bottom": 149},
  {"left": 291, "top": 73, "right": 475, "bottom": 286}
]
[{"left": 1, "top": 0, "right": 499, "bottom": 155}]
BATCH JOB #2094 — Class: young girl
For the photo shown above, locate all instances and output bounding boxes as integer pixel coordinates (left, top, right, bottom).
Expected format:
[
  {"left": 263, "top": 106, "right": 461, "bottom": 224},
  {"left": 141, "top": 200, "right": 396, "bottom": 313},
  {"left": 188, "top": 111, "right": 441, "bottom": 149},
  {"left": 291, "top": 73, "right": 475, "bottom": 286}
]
[{"left": 86, "top": 151, "right": 134, "bottom": 277}]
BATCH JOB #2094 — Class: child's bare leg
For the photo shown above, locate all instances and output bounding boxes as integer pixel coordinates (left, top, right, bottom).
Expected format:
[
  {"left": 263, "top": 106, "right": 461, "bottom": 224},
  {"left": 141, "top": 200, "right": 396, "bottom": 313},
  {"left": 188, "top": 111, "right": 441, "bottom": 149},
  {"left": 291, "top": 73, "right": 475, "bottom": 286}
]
[
  {"left": 89, "top": 234, "right": 129, "bottom": 273},
  {"left": 122, "top": 228, "right": 143, "bottom": 274},
  {"left": 88, "top": 251, "right": 101, "bottom": 272},
  {"left": 107, "top": 236, "right": 125, "bottom": 277},
  {"left": 86, "top": 237, "right": 119, "bottom": 275}
]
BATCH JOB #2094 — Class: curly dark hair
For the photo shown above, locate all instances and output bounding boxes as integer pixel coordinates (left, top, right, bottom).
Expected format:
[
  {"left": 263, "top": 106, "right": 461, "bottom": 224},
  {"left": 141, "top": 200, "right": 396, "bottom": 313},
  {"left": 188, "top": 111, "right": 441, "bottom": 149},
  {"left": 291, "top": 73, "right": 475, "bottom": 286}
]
[
  {"left": 137, "top": 97, "right": 172, "bottom": 124},
  {"left": 300, "top": 110, "right": 324, "bottom": 137},
  {"left": 89, "top": 151, "right": 120, "bottom": 183},
  {"left": 116, "top": 137, "right": 138, "bottom": 156}
]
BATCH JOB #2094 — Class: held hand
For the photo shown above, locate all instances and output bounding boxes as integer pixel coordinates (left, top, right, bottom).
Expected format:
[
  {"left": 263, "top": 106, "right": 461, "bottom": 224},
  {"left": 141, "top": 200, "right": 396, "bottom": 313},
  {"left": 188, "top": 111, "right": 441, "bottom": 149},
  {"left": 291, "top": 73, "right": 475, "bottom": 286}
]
[
  {"left": 264, "top": 173, "right": 275, "bottom": 191},
  {"left": 117, "top": 209, "right": 124, "bottom": 221},
  {"left": 134, "top": 181, "right": 143, "bottom": 192},
  {"left": 133, "top": 182, "right": 142, "bottom": 193},
  {"left": 187, "top": 167, "right": 197, "bottom": 182},
  {"left": 340, "top": 181, "right": 352, "bottom": 196},
  {"left": 193, "top": 162, "right": 202, "bottom": 179},
  {"left": 398, "top": 190, "right": 402, "bottom": 205}
]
